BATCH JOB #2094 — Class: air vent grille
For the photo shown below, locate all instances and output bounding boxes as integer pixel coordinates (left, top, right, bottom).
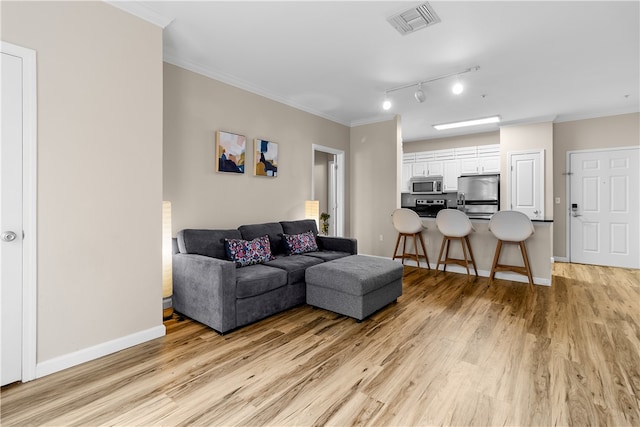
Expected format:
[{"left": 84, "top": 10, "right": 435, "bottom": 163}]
[{"left": 387, "top": 2, "right": 441, "bottom": 36}]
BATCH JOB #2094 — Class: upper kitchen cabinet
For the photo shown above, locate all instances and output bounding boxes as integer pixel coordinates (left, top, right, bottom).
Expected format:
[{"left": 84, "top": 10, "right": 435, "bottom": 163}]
[
  {"left": 443, "top": 159, "right": 460, "bottom": 192},
  {"left": 401, "top": 153, "right": 415, "bottom": 193},
  {"left": 459, "top": 144, "right": 500, "bottom": 174}
]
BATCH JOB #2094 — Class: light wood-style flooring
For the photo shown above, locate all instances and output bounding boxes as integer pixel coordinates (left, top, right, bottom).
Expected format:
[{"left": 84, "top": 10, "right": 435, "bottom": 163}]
[{"left": 2, "top": 263, "right": 639, "bottom": 426}]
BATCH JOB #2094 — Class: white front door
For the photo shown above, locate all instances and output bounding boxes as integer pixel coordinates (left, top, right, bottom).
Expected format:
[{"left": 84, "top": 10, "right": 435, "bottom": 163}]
[
  {"left": 1, "top": 51, "right": 24, "bottom": 386},
  {"left": 570, "top": 148, "right": 640, "bottom": 268}
]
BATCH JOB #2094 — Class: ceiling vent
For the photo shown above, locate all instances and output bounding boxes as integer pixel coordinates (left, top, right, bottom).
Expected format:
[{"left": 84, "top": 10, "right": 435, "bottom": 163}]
[{"left": 387, "top": 2, "right": 441, "bottom": 36}]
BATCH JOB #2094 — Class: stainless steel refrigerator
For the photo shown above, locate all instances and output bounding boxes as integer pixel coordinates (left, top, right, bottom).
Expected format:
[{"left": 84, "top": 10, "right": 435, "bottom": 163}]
[{"left": 457, "top": 174, "right": 500, "bottom": 218}]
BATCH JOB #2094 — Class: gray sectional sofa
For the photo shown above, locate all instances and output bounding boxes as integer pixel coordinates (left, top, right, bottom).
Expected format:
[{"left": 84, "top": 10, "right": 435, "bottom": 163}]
[{"left": 172, "top": 219, "right": 357, "bottom": 334}]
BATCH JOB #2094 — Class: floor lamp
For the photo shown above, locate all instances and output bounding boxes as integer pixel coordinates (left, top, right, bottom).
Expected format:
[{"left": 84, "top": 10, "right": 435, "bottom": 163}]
[{"left": 162, "top": 201, "right": 173, "bottom": 320}]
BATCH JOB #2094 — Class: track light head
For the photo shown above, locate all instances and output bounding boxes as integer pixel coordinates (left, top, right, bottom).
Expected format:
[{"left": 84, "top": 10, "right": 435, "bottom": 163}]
[
  {"left": 414, "top": 84, "right": 426, "bottom": 103},
  {"left": 382, "top": 93, "right": 392, "bottom": 110}
]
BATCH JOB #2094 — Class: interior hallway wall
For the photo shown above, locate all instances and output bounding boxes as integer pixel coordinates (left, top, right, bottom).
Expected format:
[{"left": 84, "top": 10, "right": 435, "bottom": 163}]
[
  {"left": 2, "top": 1, "right": 164, "bottom": 367},
  {"left": 350, "top": 117, "right": 402, "bottom": 256}
]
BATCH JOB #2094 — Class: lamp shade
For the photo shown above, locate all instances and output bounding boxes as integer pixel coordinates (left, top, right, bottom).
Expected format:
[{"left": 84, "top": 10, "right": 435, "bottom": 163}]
[
  {"left": 305, "top": 200, "right": 320, "bottom": 227},
  {"left": 162, "top": 201, "right": 173, "bottom": 319}
]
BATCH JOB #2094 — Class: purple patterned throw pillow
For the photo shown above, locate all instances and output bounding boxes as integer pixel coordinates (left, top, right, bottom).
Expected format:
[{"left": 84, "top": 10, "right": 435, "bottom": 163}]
[
  {"left": 224, "top": 235, "right": 274, "bottom": 267},
  {"left": 283, "top": 231, "right": 318, "bottom": 255}
]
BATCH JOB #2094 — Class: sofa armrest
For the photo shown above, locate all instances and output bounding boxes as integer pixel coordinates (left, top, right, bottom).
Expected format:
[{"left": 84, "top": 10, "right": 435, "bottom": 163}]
[
  {"left": 173, "top": 253, "right": 237, "bottom": 333},
  {"left": 316, "top": 236, "right": 358, "bottom": 255}
]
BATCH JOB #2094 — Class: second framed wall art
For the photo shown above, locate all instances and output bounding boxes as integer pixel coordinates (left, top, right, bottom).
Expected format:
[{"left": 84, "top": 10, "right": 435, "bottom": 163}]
[{"left": 254, "top": 139, "right": 278, "bottom": 177}]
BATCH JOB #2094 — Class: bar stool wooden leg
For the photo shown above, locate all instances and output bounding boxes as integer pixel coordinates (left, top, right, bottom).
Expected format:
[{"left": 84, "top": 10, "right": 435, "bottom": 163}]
[
  {"left": 460, "top": 236, "right": 470, "bottom": 278},
  {"left": 436, "top": 237, "right": 447, "bottom": 273},
  {"left": 464, "top": 236, "right": 478, "bottom": 276},
  {"left": 392, "top": 233, "right": 402, "bottom": 262},
  {"left": 489, "top": 240, "right": 503, "bottom": 284},
  {"left": 412, "top": 234, "right": 420, "bottom": 266},
  {"left": 520, "top": 241, "right": 534, "bottom": 289},
  {"left": 417, "top": 232, "right": 430, "bottom": 269}
]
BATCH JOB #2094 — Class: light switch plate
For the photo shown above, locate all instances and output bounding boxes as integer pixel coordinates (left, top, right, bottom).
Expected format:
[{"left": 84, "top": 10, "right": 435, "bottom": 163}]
[{"left": 555, "top": 197, "right": 561, "bottom": 204}]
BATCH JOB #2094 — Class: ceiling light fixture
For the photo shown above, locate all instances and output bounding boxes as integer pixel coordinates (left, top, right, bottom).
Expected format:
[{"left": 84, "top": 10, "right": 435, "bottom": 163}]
[
  {"left": 414, "top": 83, "right": 426, "bottom": 103},
  {"left": 433, "top": 115, "right": 501, "bottom": 130},
  {"left": 382, "top": 65, "right": 479, "bottom": 109},
  {"left": 452, "top": 81, "right": 464, "bottom": 95}
]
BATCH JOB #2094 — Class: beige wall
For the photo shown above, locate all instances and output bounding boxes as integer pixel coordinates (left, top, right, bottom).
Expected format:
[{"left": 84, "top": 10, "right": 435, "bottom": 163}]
[
  {"left": 2, "top": 1, "right": 164, "bottom": 362},
  {"left": 500, "top": 122, "right": 554, "bottom": 220},
  {"left": 552, "top": 113, "right": 640, "bottom": 258},
  {"left": 163, "top": 63, "right": 351, "bottom": 234},
  {"left": 404, "top": 131, "right": 499, "bottom": 153},
  {"left": 350, "top": 117, "right": 401, "bottom": 256}
]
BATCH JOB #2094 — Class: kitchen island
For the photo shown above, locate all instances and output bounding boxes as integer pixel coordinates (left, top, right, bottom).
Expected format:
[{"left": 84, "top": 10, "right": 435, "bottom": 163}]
[{"left": 416, "top": 217, "right": 553, "bottom": 286}]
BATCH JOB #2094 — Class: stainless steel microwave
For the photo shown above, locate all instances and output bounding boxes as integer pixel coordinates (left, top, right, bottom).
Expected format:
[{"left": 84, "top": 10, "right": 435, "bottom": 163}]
[{"left": 410, "top": 176, "right": 443, "bottom": 194}]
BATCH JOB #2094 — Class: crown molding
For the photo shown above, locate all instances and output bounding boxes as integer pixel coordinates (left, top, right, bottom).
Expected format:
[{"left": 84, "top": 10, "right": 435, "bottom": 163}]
[
  {"left": 163, "top": 52, "right": 350, "bottom": 127},
  {"left": 104, "top": 1, "right": 174, "bottom": 28}
]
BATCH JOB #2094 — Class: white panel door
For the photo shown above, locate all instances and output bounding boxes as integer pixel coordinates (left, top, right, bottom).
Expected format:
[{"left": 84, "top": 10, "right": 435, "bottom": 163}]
[
  {"left": 509, "top": 150, "right": 544, "bottom": 219},
  {"left": 570, "top": 148, "right": 639, "bottom": 268},
  {"left": 1, "top": 51, "right": 24, "bottom": 386}
]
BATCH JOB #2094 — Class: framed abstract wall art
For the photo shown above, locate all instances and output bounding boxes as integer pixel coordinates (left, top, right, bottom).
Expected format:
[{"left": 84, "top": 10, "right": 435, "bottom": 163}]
[
  {"left": 216, "top": 130, "right": 246, "bottom": 173},
  {"left": 254, "top": 139, "right": 278, "bottom": 177}
]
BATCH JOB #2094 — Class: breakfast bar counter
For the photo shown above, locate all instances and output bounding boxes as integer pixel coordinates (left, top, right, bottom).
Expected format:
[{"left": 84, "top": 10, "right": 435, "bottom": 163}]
[{"left": 416, "top": 217, "right": 553, "bottom": 286}]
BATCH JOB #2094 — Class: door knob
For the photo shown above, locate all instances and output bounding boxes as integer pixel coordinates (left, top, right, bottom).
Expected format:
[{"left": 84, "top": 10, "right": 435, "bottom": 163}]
[{"left": 1, "top": 231, "right": 17, "bottom": 242}]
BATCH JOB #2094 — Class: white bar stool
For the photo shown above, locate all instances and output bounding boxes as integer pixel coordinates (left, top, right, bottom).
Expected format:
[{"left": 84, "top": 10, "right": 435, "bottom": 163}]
[
  {"left": 391, "top": 208, "right": 430, "bottom": 268},
  {"left": 488, "top": 210, "right": 535, "bottom": 289},
  {"left": 435, "top": 209, "right": 478, "bottom": 278}
]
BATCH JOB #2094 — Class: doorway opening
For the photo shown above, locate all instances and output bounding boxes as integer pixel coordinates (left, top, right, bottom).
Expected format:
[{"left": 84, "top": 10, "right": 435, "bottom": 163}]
[{"left": 311, "top": 145, "right": 345, "bottom": 237}]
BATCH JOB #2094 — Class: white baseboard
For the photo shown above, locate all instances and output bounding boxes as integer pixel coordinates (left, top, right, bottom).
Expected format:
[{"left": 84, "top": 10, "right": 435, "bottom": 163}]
[
  {"left": 35, "top": 325, "right": 166, "bottom": 379},
  {"left": 553, "top": 256, "right": 569, "bottom": 263},
  {"left": 384, "top": 257, "right": 552, "bottom": 286}
]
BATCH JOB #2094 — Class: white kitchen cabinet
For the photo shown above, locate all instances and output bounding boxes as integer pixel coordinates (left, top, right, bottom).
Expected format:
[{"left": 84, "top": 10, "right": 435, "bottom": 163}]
[
  {"left": 426, "top": 160, "right": 443, "bottom": 176},
  {"left": 403, "top": 153, "right": 416, "bottom": 163},
  {"left": 412, "top": 162, "right": 427, "bottom": 176},
  {"left": 455, "top": 146, "right": 477, "bottom": 159},
  {"left": 459, "top": 154, "right": 500, "bottom": 174},
  {"left": 401, "top": 163, "right": 412, "bottom": 193},
  {"left": 443, "top": 160, "right": 460, "bottom": 192},
  {"left": 460, "top": 158, "right": 479, "bottom": 175},
  {"left": 478, "top": 155, "right": 500, "bottom": 173}
]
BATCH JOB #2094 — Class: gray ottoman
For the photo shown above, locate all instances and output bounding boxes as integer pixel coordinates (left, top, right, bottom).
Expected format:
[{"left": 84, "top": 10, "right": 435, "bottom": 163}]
[{"left": 305, "top": 255, "right": 403, "bottom": 321}]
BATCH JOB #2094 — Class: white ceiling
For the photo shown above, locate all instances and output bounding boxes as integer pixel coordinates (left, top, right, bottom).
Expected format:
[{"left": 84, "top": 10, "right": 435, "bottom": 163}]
[{"left": 112, "top": 1, "right": 640, "bottom": 142}]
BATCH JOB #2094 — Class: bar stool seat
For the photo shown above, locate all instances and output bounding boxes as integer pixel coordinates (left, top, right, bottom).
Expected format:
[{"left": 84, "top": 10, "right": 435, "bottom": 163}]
[
  {"left": 488, "top": 210, "right": 535, "bottom": 288},
  {"left": 391, "top": 208, "right": 430, "bottom": 268},
  {"left": 435, "top": 209, "right": 478, "bottom": 278}
]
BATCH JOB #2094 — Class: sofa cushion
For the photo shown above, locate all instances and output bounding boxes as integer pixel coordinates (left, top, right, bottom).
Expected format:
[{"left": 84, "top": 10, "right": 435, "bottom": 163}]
[
  {"left": 225, "top": 235, "right": 275, "bottom": 267},
  {"left": 283, "top": 231, "right": 318, "bottom": 255},
  {"left": 266, "top": 254, "right": 324, "bottom": 284},
  {"left": 177, "top": 229, "right": 242, "bottom": 259},
  {"left": 303, "top": 250, "right": 352, "bottom": 262},
  {"left": 238, "top": 222, "right": 286, "bottom": 255},
  {"left": 235, "top": 264, "right": 288, "bottom": 299},
  {"left": 280, "top": 219, "right": 318, "bottom": 237}
]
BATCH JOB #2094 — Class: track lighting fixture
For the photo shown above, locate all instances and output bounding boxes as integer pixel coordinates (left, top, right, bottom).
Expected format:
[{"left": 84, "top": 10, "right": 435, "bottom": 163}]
[
  {"left": 414, "top": 83, "right": 426, "bottom": 103},
  {"left": 381, "top": 65, "right": 479, "bottom": 109}
]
